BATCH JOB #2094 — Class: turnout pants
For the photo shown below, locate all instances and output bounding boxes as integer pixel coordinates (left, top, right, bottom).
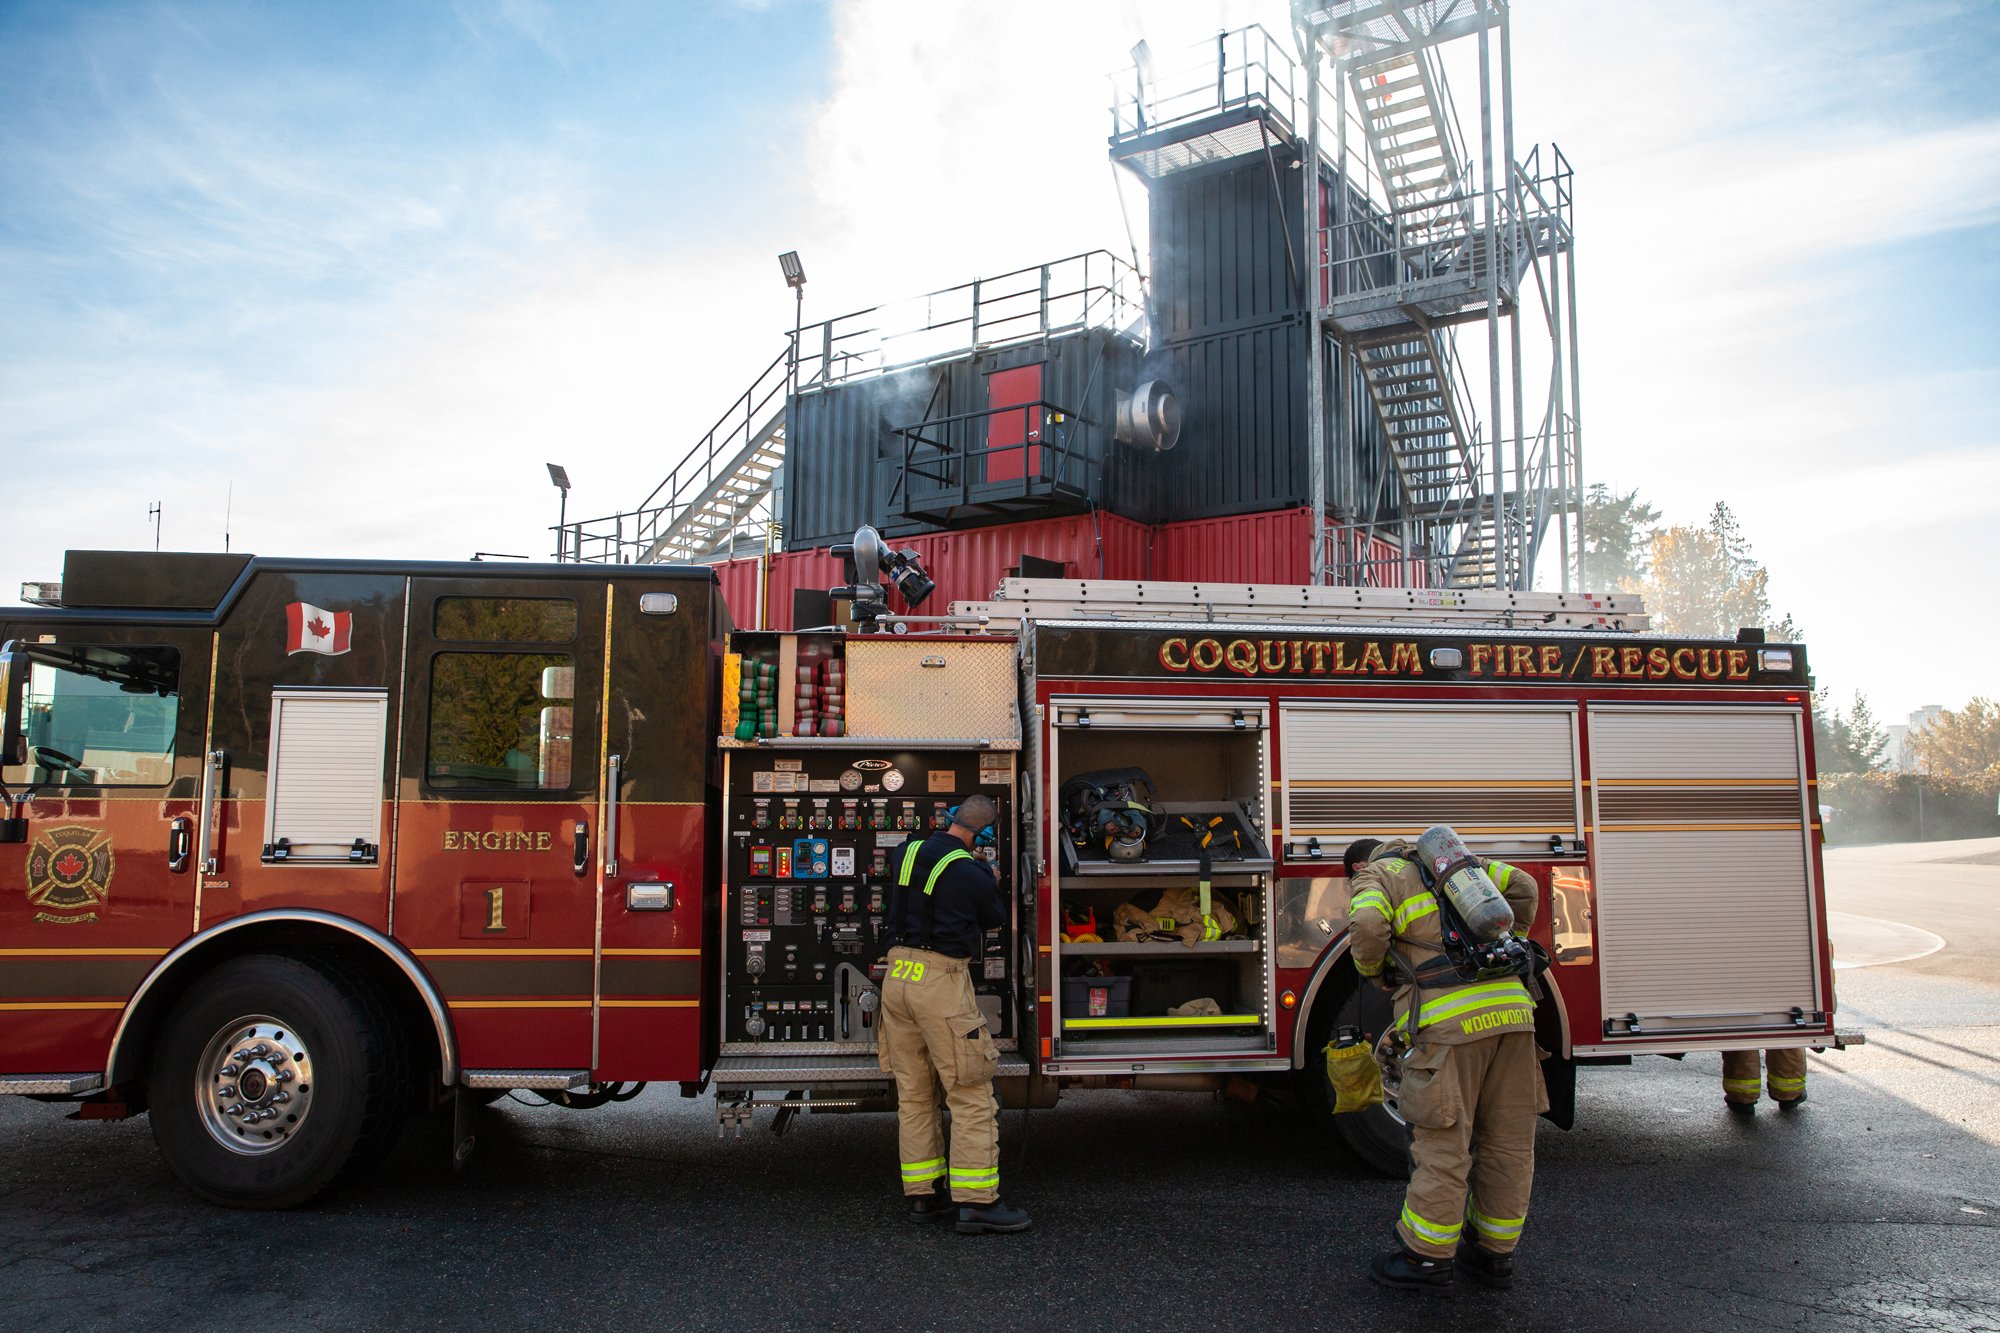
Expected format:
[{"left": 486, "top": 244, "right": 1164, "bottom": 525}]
[
  {"left": 1395, "top": 1031, "right": 1542, "bottom": 1259},
  {"left": 1722, "top": 1047, "right": 1807, "bottom": 1104},
  {"left": 878, "top": 946, "right": 1002, "bottom": 1203}
]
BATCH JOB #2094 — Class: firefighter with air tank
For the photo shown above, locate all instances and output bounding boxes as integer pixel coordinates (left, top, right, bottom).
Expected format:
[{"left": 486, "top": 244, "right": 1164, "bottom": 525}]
[
  {"left": 877, "top": 794, "right": 1031, "bottom": 1235},
  {"left": 1345, "top": 826, "right": 1547, "bottom": 1290}
]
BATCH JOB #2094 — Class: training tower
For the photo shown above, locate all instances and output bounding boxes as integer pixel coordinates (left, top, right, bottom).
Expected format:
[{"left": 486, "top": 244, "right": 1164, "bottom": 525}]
[{"left": 560, "top": 0, "right": 1583, "bottom": 623}]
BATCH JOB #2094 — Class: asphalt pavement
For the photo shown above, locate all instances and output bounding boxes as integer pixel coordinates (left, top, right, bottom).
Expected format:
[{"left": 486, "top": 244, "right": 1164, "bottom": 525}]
[{"left": 2, "top": 840, "right": 1996, "bottom": 1332}]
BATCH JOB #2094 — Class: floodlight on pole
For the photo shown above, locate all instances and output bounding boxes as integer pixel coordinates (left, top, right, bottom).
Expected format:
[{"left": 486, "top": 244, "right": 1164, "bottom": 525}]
[
  {"left": 548, "top": 463, "right": 572, "bottom": 560},
  {"left": 779, "top": 251, "right": 807, "bottom": 395}
]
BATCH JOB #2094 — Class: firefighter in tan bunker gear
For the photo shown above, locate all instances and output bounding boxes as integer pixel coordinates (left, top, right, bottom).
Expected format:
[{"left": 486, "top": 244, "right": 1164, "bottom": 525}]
[
  {"left": 1345, "top": 837, "right": 1543, "bottom": 1291},
  {"left": 1722, "top": 1047, "right": 1807, "bottom": 1112},
  {"left": 877, "top": 794, "right": 1031, "bottom": 1235}
]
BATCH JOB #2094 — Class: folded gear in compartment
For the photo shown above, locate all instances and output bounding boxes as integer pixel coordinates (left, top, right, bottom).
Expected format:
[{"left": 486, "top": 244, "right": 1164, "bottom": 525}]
[{"left": 1111, "top": 886, "right": 1246, "bottom": 947}]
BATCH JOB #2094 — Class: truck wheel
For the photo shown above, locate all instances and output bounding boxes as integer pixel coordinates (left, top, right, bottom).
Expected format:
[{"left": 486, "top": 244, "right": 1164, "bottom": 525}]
[
  {"left": 1302, "top": 974, "right": 1411, "bottom": 1179},
  {"left": 149, "top": 954, "right": 408, "bottom": 1209}
]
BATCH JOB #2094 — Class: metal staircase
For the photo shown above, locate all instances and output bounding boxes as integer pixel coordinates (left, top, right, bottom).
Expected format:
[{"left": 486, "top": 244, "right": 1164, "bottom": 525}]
[
  {"left": 1294, "top": 0, "right": 1583, "bottom": 592},
  {"left": 565, "top": 251, "right": 1142, "bottom": 566},
  {"left": 1349, "top": 50, "right": 1472, "bottom": 250},
  {"left": 559, "top": 348, "right": 790, "bottom": 565}
]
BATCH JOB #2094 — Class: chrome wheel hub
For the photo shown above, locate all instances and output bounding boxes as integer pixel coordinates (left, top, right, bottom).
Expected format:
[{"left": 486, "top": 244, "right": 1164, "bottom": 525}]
[{"left": 196, "top": 1017, "right": 315, "bottom": 1155}]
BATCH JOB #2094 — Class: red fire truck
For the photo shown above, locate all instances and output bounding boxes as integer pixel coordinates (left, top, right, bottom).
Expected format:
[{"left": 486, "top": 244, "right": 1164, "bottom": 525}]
[{"left": 0, "top": 550, "right": 1857, "bottom": 1206}]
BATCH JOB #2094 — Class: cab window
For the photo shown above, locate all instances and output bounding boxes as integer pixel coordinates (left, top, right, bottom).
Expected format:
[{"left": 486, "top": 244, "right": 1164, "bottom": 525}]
[
  {"left": 425, "top": 652, "right": 575, "bottom": 791},
  {"left": 433, "top": 597, "right": 577, "bottom": 644},
  {"left": 1, "top": 645, "right": 179, "bottom": 788}
]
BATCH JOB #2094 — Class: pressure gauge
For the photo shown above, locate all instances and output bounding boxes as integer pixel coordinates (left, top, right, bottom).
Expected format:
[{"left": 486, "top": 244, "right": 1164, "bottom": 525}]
[
  {"left": 839, "top": 768, "right": 864, "bottom": 792},
  {"left": 881, "top": 769, "right": 905, "bottom": 792}
]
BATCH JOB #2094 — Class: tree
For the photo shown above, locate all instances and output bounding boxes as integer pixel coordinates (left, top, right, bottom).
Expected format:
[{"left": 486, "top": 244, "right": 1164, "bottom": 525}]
[
  {"left": 1909, "top": 698, "right": 2000, "bottom": 784},
  {"left": 1813, "top": 697, "right": 1856, "bottom": 773},
  {"left": 1581, "top": 483, "right": 1661, "bottom": 590},
  {"left": 1845, "top": 694, "right": 1889, "bottom": 771},
  {"left": 1814, "top": 691, "right": 1888, "bottom": 774},
  {"left": 1641, "top": 501, "right": 1795, "bottom": 639}
]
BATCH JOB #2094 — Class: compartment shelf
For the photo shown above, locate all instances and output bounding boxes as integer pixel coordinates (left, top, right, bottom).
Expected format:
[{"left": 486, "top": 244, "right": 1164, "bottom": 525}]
[
  {"left": 1062, "top": 857, "right": 1275, "bottom": 878},
  {"left": 1061, "top": 1013, "right": 1264, "bottom": 1032},
  {"left": 1058, "top": 940, "right": 1260, "bottom": 957}
]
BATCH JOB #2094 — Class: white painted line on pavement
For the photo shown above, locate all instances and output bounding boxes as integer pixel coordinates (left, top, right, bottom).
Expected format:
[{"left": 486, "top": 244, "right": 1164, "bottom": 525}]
[{"left": 1827, "top": 910, "right": 1946, "bottom": 970}]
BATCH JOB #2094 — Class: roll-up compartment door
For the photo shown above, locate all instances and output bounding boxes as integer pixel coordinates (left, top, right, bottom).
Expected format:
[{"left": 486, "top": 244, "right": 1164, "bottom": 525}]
[
  {"left": 263, "top": 688, "right": 390, "bottom": 862},
  {"left": 1279, "top": 704, "right": 1580, "bottom": 856},
  {"left": 1589, "top": 706, "right": 1820, "bottom": 1040}
]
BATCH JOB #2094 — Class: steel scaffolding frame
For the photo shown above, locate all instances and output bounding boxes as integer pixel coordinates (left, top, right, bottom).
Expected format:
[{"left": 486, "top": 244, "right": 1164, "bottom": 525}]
[{"left": 1294, "top": 0, "right": 1583, "bottom": 590}]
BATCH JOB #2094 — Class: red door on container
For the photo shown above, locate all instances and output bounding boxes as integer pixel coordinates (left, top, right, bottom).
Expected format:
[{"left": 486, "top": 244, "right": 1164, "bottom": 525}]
[{"left": 984, "top": 365, "right": 1043, "bottom": 484}]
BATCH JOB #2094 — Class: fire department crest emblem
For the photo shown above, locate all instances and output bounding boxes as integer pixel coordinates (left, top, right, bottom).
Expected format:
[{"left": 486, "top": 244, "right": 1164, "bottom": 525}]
[{"left": 24, "top": 825, "right": 114, "bottom": 924}]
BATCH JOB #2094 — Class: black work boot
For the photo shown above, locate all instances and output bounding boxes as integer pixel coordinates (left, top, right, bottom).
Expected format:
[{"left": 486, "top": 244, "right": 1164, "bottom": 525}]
[
  {"left": 955, "top": 1199, "right": 1032, "bottom": 1234},
  {"left": 907, "top": 1186, "right": 951, "bottom": 1223},
  {"left": 1777, "top": 1093, "right": 1807, "bottom": 1112},
  {"left": 1726, "top": 1099, "right": 1757, "bottom": 1117},
  {"left": 1369, "top": 1247, "right": 1453, "bottom": 1289},
  {"left": 1456, "top": 1242, "right": 1515, "bottom": 1290}
]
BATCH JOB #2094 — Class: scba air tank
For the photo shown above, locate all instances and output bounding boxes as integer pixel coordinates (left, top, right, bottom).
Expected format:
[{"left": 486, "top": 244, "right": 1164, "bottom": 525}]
[{"left": 1414, "top": 825, "right": 1515, "bottom": 942}]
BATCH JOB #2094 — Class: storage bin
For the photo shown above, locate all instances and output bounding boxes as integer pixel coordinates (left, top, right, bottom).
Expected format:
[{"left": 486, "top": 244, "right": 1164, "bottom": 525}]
[{"left": 1062, "top": 974, "right": 1132, "bottom": 1020}]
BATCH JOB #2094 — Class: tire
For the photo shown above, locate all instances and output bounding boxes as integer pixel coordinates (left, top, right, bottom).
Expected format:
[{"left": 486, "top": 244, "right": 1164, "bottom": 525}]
[
  {"left": 149, "top": 953, "right": 410, "bottom": 1209},
  {"left": 1300, "top": 970, "right": 1411, "bottom": 1178}
]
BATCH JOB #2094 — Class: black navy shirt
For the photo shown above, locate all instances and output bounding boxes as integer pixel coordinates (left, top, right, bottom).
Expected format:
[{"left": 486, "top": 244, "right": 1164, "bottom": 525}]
[{"left": 891, "top": 831, "right": 1006, "bottom": 959}]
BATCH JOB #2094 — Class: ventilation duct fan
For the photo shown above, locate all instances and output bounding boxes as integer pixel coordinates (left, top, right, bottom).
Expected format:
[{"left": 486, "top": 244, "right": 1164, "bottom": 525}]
[{"left": 1114, "top": 380, "right": 1181, "bottom": 452}]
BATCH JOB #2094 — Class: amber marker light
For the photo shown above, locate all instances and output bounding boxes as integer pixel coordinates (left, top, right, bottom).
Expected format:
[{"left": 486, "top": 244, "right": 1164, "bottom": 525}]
[{"left": 1281, "top": 990, "right": 1297, "bottom": 1010}]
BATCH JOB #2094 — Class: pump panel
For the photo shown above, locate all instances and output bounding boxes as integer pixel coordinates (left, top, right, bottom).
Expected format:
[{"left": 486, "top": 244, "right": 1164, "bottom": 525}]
[{"left": 720, "top": 748, "right": 1016, "bottom": 1054}]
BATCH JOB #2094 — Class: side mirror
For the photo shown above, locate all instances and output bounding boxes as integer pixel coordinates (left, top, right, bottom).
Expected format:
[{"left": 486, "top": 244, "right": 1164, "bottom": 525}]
[
  {"left": 0, "top": 644, "right": 25, "bottom": 769},
  {"left": 0, "top": 644, "right": 27, "bottom": 842}
]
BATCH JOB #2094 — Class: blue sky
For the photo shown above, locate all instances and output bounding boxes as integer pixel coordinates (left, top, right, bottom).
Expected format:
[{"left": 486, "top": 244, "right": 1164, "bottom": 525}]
[{"left": 3, "top": 1, "right": 1996, "bottom": 724}]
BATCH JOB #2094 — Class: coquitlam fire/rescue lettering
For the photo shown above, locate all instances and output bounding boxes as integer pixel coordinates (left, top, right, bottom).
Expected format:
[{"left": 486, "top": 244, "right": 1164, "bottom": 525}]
[
  {"left": 1460, "top": 643, "right": 1753, "bottom": 681},
  {"left": 1159, "top": 636, "right": 1423, "bottom": 677},
  {"left": 442, "top": 830, "right": 556, "bottom": 852}
]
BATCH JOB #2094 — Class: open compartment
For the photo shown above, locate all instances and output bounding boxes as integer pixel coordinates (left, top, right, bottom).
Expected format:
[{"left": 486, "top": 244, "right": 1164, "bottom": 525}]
[
  {"left": 1054, "top": 875, "right": 1269, "bottom": 1047},
  {"left": 1046, "top": 697, "right": 1276, "bottom": 1063}
]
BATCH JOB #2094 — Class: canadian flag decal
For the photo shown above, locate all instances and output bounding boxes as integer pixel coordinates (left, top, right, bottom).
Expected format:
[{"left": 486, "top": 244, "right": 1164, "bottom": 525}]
[{"left": 285, "top": 601, "right": 354, "bottom": 656}]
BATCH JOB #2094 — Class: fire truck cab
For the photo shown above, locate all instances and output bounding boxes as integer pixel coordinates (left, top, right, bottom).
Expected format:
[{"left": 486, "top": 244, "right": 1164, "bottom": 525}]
[{"left": 1, "top": 551, "right": 726, "bottom": 1205}]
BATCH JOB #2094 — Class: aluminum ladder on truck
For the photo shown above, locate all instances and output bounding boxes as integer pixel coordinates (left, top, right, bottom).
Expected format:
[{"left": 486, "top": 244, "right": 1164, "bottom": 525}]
[{"left": 948, "top": 578, "right": 1650, "bottom": 632}]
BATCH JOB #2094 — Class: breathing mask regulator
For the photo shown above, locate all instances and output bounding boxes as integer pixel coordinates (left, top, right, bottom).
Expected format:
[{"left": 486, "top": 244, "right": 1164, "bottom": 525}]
[
  {"left": 944, "top": 802, "right": 998, "bottom": 853},
  {"left": 1412, "top": 825, "right": 1547, "bottom": 983},
  {"left": 1060, "top": 768, "right": 1160, "bottom": 863}
]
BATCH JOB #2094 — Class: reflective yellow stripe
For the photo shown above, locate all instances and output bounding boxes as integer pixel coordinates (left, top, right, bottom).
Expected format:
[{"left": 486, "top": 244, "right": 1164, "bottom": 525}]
[
  {"left": 899, "top": 842, "right": 922, "bottom": 886},
  {"left": 923, "top": 848, "right": 972, "bottom": 896},
  {"left": 1468, "top": 1206, "right": 1526, "bottom": 1240},
  {"left": 1768, "top": 1075, "right": 1806, "bottom": 1093},
  {"left": 949, "top": 1167, "right": 999, "bottom": 1186},
  {"left": 1348, "top": 889, "right": 1392, "bottom": 919},
  {"left": 1395, "top": 979, "right": 1533, "bottom": 1032},
  {"left": 900, "top": 1157, "right": 946, "bottom": 1180},
  {"left": 1399, "top": 1203, "right": 1462, "bottom": 1245},
  {"left": 1723, "top": 1078, "right": 1762, "bottom": 1095},
  {"left": 1392, "top": 895, "right": 1439, "bottom": 931},
  {"left": 1354, "top": 957, "right": 1384, "bottom": 977},
  {"left": 1491, "top": 863, "right": 1514, "bottom": 891}
]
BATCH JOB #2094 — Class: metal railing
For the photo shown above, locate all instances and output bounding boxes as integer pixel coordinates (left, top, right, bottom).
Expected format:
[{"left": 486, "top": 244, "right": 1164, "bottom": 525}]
[
  {"left": 889, "top": 400, "right": 1098, "bottom": 516},
  {"left": 557, "top": 344, "right": 791, "bottom": 564},
  {"left": 793, "top": 251, "right": 1142, "bottom": 392},
  {"left": 1109, "top": 25, "right": 1300, "bottom": 143}
]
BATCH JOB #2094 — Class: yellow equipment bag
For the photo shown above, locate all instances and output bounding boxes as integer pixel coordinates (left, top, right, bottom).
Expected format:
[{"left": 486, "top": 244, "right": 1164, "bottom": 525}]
[{"left": 1323, "top": 1036, "right": 1386, "bottom": 1114}]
